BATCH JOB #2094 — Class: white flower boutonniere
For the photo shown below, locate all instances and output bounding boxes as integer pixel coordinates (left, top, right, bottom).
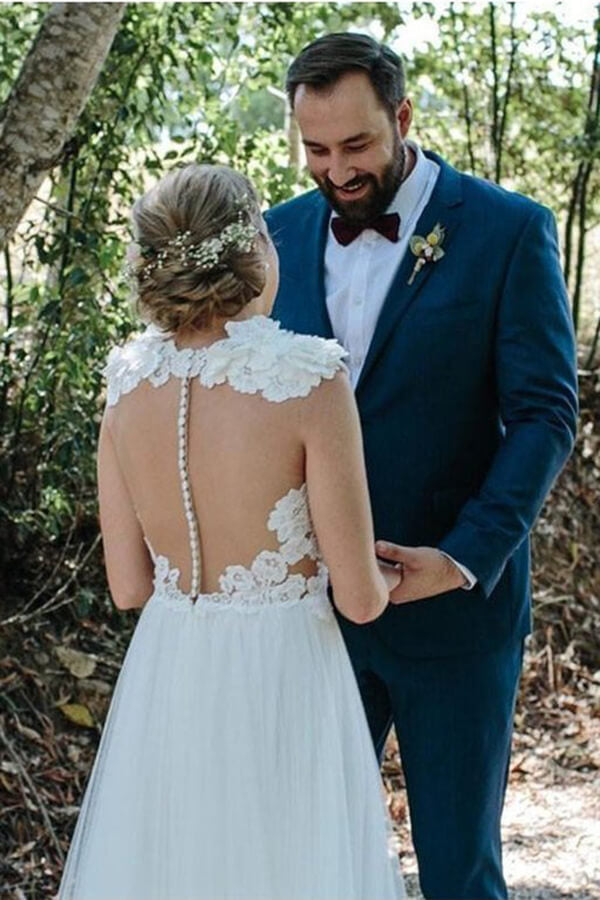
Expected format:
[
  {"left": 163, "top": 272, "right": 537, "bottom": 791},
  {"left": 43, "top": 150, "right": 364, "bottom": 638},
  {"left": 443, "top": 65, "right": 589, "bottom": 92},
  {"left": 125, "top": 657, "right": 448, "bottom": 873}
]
[{"left": 408, "top": 223, "right": 446, "bottom": 285}]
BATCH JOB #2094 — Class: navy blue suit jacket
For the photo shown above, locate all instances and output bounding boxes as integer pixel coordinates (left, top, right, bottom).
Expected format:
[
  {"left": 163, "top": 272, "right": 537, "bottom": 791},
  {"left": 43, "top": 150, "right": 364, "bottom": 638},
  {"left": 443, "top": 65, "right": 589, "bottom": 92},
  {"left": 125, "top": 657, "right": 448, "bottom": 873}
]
[{"left": 265, "top": 152, "right": 578, "bottom": 657}]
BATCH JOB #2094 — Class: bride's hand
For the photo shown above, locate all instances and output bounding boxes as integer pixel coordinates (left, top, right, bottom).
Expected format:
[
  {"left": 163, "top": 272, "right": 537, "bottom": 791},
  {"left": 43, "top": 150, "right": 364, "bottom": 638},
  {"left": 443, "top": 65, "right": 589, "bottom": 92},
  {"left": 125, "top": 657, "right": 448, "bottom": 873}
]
[{"left": 377, "top": 559, "right": 403, "bottom": 593}]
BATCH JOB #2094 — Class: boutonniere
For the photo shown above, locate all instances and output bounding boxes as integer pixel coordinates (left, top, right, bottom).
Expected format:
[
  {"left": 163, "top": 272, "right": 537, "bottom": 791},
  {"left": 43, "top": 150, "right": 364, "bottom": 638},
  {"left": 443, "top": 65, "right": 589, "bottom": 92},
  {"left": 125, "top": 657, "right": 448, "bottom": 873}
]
[{"left": 408, "top": 223, "right": 446, "bottom": 285}]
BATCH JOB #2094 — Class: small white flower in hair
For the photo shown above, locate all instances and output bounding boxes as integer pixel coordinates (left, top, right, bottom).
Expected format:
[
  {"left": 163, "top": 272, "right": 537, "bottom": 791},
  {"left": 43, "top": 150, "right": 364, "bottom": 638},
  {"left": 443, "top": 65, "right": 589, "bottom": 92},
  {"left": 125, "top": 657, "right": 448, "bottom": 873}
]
[{"left": 134, "top": 194, "right": 259, "bottom": 279}]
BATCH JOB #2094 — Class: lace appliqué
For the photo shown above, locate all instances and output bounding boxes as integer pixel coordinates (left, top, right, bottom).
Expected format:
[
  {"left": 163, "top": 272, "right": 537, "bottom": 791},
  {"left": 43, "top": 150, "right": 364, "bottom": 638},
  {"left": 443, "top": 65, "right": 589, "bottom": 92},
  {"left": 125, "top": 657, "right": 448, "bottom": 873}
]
[
  {"left": 104, "top": 326, "right": 206, "bottom": 407},
  {"left": 105, "top": 316, "right": 347, "bottom": 407},
  {"left": 150, "top": 556, "right": 331, "bottom": 620},
  {"left": 147, "top": 483, "right": 332, "bottom": 620},
  {"left": 267, "top": 483, "right": 318, "bottom": 564},
  {"left": 201, "top": 317, "right": 347, "bottom": 402}
]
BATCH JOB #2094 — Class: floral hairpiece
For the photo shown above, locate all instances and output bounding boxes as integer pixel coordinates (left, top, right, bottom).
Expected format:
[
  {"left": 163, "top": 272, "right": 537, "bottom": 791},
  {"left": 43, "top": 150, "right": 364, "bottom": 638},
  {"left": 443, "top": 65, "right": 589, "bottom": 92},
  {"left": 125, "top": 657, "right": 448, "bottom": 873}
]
[{"left": 133, "top": 195, "right": 258, "bottom": 278}]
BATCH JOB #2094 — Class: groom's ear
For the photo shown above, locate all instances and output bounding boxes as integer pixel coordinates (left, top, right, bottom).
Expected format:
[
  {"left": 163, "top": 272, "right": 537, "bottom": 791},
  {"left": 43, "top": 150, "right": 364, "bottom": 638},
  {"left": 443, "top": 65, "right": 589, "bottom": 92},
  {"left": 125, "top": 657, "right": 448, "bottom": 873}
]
[{"left": 396, "top": 97, "right": 413, "bottom": 139}]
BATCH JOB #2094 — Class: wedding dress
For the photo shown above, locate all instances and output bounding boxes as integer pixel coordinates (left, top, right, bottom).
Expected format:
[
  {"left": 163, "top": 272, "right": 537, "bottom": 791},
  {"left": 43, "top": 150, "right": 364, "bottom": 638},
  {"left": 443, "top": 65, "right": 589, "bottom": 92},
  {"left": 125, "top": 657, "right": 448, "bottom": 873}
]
[{"left": 58, "top": 315, "right": 404, "bottom": 900}]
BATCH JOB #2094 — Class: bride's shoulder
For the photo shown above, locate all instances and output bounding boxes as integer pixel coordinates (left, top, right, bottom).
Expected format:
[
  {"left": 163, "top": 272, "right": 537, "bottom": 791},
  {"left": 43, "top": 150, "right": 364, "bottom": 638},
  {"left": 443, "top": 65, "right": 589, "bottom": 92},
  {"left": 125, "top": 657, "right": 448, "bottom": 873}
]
[
  {"left": 203, "top": 316, "right": 348, "bottom": 403},
  {"left": 103, "top": 325, "right": 180, "bottom": 406},
  {"left": 102, "top": 316, "right": 348, "bottom": 407}
]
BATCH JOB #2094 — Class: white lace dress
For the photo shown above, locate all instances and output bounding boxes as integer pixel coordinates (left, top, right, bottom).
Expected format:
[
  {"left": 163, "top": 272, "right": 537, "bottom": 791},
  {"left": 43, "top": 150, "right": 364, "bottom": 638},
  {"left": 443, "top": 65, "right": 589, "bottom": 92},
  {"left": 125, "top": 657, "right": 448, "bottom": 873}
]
[{"left": 59, "top": 316, "right": 404, "bottom": 900}]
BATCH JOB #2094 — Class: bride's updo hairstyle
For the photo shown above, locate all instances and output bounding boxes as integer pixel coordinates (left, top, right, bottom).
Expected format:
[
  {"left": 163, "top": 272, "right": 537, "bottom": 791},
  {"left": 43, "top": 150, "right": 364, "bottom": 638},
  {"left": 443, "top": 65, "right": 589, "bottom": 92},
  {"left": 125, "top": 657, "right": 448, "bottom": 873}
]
[{"left": 129, "top": 164, "right": 268, "bottom": 332}]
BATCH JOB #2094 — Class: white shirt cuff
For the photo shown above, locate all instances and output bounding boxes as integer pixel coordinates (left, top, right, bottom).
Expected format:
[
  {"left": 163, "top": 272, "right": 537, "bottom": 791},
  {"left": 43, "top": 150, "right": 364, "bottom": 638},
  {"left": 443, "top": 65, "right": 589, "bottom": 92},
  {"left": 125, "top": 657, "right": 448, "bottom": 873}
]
[{"left": 438, "top": 551, "right": 478, "bottom": 590}]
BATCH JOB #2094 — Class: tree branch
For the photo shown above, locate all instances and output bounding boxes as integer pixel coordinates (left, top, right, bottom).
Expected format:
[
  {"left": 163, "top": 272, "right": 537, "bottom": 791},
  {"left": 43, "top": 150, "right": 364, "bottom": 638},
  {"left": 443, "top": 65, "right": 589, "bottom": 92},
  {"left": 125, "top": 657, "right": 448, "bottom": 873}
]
[
  {"left": 0, "top": 718, "right": 64, "bottom": 861},
  {"left": 450, "top": 3, "right": 477, "bottom": 174},
  {"left": 0, "top": 533, "right": 102, "bottom": 626},
  {"left": 0, "top": 2, "right": 127, "bottom": 251},
  {"left": 489, "top": 1, "right": 500, "bottom": 178},
  {"left": 496, "top": 2, "right": 518, "bottom": 184}
]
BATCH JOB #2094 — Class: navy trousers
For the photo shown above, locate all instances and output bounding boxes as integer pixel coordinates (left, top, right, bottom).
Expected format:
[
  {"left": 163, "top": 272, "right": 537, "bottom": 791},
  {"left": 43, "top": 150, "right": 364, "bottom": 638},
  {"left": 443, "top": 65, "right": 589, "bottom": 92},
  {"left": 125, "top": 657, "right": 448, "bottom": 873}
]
[{"left": 339, "top": 620, "right": 524, "bottom": 900}]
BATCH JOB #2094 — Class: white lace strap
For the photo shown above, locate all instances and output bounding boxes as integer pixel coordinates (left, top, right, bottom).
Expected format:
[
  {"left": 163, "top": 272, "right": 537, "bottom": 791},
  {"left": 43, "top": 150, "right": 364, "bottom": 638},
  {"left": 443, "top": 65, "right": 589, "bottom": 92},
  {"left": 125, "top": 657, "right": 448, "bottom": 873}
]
[{"left": 178, "top": 373, "right": 201, "bottom": 596}]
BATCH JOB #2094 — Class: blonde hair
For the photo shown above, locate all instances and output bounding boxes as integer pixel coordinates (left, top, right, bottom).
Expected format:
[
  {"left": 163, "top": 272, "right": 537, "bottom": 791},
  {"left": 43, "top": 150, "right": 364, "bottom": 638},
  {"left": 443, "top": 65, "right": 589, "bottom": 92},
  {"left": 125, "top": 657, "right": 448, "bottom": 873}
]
[{"left": 129, "top": 164, "right": 267, "bottom": 332}]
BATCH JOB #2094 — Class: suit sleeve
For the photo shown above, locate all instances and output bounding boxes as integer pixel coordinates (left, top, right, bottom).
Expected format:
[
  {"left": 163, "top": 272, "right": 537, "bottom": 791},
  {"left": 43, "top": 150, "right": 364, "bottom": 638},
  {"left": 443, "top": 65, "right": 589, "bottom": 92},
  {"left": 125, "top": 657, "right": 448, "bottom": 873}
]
[{"left": 438, "top": 205, "right": 578, "bottom": 598}]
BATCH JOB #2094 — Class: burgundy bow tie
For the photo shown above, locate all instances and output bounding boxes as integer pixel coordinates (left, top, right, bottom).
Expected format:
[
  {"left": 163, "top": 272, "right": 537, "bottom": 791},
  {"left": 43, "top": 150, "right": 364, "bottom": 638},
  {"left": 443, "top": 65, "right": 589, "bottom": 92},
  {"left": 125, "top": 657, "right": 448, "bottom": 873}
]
[{"left": 331, "top": 212, "right": 400, "bottom": 246}]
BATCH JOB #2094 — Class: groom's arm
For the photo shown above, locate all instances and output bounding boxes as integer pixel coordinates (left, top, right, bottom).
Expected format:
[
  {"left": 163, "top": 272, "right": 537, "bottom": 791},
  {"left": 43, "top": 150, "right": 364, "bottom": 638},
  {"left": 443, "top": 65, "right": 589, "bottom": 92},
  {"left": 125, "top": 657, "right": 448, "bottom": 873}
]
[{"left": 437, "top": 204, "right": 578, "bottom": 598}]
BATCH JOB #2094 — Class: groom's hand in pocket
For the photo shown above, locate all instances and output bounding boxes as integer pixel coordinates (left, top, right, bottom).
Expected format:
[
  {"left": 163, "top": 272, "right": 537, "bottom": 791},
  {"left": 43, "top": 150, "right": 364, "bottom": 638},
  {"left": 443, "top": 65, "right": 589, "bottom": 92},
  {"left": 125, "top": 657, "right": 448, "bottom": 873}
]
[{"left": 375, "top": 541, "right": 467, "bottom": 604}]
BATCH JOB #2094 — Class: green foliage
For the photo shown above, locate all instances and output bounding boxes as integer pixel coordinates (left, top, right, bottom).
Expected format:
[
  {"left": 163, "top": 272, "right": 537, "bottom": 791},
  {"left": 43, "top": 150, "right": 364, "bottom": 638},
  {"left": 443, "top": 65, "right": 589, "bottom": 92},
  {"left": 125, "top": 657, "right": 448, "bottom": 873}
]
[
  {"left": 0, "top": 2, "right": 598, "bottom": 615},
  {"left": 0, "top": 2, "right": 47, "bottom": 104},
  {"left": 409, "top": 5, "right": 596, "bottom": 212}
]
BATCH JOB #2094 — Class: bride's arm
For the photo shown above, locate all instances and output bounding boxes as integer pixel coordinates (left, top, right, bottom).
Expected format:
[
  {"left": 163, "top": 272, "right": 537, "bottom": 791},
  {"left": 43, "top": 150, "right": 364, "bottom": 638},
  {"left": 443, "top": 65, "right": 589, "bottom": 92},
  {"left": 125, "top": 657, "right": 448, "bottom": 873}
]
[
  {"left": 97, "top": 413, "right": 154, "bottom": 610},
  {"left": 302, "top": 370, "right": 398, "bottom": 624}
]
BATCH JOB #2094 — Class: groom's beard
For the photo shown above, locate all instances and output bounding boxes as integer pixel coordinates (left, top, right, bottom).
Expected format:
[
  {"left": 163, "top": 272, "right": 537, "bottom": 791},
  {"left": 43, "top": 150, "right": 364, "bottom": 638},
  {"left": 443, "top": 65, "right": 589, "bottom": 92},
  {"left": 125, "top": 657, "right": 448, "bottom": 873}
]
[{"left": 314, "top": 135, "right": 406, "bottom": 226}]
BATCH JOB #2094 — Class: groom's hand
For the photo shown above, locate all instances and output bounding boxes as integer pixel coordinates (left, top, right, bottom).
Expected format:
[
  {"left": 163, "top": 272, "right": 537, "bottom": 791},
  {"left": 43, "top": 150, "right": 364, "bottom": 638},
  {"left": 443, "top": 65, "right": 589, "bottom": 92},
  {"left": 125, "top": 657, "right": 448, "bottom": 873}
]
[{"left": 375, "top": 541, "right": 467, "bottom": 604}]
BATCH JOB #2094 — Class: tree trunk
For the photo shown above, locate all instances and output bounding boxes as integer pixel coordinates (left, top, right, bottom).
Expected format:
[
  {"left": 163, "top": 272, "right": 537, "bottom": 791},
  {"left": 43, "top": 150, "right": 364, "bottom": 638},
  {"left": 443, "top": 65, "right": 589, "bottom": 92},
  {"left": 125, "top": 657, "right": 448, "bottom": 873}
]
[
  {"left": 489, "top": 2, "right": 500, "bottom": 179},
  {"left": 586, "top": 311, "right": 600, "bottom": 368},
  {"left": 0, "top": 247, "right": 14, "bottom": 431},
  {"left": 563, "top": 165, "right": 584, "bottom": 289},
  {"left": 572, "top": 158, "right": 594, "bottom": 331},
  {"left": 570, "top": 15, "right": 600, "bottom": 331},
  {"left": 489, "top": 1, "right": 518, "bottom": 185},
  {"left": 495, "top": 2, "right": 517, "bottom": 185},
  {"left": 0, "top": 2, "right": 126, "bottom": 252},
  {"left": 287, "top": 114, "right": 302, "bottom": 172},
  {"left": 563, "top": 7, "right": 600, "bottom": 307},
  {"left": 449, "top": 3, "right": 477, "bottom": 174}
]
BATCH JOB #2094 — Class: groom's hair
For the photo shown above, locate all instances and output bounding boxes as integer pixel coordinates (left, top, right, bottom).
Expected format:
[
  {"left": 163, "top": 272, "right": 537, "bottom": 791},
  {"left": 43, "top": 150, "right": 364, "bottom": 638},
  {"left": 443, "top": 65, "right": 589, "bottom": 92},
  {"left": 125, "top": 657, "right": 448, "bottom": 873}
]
[{"left": 286, "top": 33, "right": 405, "bottom": 120}]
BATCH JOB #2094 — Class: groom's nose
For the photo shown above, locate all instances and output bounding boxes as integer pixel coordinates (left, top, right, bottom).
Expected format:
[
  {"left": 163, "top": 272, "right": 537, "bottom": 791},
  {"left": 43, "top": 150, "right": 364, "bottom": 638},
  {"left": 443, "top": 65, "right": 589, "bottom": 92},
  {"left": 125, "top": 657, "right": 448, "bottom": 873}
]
[{"left": 327, "top": 153, "right": 356, "bottom": 188}]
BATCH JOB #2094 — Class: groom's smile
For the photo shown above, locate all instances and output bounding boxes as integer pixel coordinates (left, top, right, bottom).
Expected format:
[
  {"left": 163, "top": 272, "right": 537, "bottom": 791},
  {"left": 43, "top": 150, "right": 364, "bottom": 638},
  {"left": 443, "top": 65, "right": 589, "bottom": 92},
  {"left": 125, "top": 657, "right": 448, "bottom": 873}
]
[
  {"left": 327, "top": 174, "right": 374, "bottom": 206},
  {"left": 293, "top": 70, "right": 414, "bottom": 225}
]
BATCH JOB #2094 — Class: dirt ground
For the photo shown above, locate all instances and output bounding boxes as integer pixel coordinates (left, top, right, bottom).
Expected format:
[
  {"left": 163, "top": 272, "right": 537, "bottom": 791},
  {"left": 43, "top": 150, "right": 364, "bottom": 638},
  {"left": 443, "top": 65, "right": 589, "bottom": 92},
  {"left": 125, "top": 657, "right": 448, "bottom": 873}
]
[
  {"left": 397, "top": 768, "right": 600, "bottom": 900},
  {"left": 383, "top": 653, "right": 600, "bottom": 900}
]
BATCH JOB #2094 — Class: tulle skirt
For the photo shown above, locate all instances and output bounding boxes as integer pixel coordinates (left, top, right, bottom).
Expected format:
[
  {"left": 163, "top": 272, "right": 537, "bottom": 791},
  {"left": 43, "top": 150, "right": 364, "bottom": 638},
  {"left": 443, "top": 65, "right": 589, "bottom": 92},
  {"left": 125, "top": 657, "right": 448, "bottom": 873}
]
[{"left": 59, "top": 589, "right": 404, "bottom": 899}]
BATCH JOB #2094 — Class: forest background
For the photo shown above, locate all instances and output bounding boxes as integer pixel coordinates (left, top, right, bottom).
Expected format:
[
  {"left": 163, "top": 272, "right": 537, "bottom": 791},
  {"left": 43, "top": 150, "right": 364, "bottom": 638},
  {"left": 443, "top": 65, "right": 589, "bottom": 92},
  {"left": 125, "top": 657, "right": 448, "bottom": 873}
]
[{"left": 0, "top": 2, "right": 599, "bottom": 898}]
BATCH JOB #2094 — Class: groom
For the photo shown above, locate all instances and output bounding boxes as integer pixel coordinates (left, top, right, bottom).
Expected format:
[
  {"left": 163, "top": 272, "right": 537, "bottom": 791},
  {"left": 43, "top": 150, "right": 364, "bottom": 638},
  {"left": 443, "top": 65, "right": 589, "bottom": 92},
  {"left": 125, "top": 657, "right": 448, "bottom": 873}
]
[{"left": 265, "top": 33, "right": 578, "bottom": 900}]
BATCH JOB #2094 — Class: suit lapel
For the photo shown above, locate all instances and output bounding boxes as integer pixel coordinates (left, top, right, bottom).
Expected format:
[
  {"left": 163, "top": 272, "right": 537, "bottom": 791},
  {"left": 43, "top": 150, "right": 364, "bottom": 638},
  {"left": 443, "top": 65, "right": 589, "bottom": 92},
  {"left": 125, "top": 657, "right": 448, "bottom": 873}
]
[
  {"left": 297, "top": 194, "right": 334, "bottom": 338},
  {"left": 356, "top": 154, "right": 464, "bottom": 393}
]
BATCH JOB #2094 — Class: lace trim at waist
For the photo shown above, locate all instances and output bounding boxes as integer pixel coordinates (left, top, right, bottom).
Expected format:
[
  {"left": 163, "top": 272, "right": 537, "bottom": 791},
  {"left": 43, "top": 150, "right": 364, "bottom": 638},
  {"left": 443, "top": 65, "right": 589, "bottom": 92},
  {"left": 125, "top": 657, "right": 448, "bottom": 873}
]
[
  {"left": 147, "top": 587, "right": 333, "bottom": 619},
  {"left": 147, "top": 556, "right": 332, "bottom": 619}
]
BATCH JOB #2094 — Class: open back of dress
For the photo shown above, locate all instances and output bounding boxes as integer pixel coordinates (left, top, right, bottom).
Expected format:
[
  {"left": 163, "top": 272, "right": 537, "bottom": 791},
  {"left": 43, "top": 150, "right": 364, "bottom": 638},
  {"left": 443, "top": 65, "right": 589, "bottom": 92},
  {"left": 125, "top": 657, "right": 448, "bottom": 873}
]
[{"left": 104, "top": 315, "right": 346, "bottom": 609}]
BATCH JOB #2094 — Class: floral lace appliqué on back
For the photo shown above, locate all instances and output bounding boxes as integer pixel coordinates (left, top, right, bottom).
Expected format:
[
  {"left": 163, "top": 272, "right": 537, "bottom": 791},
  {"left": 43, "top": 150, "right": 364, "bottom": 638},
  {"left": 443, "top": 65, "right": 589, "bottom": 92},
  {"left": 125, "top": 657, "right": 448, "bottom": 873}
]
[
  {"left": 105, "top": 316, "right": 347, "bottom": 407},
  {"left": 148, "top": 483, "right": 331, "bottom": 620}
]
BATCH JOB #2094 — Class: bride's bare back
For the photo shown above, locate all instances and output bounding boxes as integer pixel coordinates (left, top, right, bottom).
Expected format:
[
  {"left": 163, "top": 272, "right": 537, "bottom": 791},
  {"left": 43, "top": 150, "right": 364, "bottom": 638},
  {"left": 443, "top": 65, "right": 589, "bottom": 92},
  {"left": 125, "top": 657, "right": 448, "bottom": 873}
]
[
  {"left": 109, "top": 377, "right": 313, "bottom": 592},
  {"left": 98, "top": 317, "right": 392, "bottom": 621}
]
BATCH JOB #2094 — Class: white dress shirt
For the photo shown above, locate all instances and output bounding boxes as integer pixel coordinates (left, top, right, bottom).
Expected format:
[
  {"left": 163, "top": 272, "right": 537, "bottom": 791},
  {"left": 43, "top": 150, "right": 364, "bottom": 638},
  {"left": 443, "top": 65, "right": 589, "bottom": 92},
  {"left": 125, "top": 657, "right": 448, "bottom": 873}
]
[
  {"left": 324, "top": 142, "right": 476, "bottom": 590},
  {"left": 325, "top": 141, "right": 438, "bottom": 387}
]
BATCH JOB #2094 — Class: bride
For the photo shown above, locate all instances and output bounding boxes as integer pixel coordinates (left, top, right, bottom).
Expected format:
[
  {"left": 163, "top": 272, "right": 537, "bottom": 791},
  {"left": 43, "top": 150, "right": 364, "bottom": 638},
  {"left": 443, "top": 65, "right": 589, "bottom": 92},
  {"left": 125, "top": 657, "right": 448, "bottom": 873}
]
[{"left": 58, "top": 163, "right": 404, "bottom": 899}]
